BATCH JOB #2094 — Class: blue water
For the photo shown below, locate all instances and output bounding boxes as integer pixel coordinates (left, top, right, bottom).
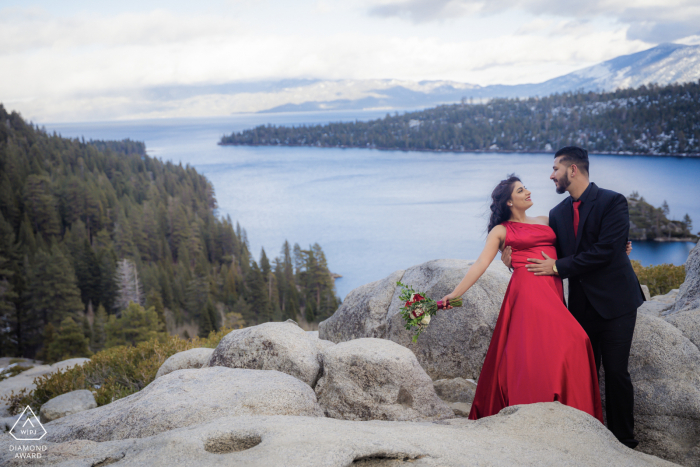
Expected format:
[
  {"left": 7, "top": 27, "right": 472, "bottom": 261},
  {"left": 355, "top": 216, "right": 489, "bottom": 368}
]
[{"left": 42, "top": 113, "right": 700, "bottom": 298}]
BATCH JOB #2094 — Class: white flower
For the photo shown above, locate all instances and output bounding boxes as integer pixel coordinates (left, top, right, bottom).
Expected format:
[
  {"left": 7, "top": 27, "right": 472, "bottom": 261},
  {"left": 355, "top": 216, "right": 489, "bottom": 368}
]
[
  {"left": 411, "top": 307, "right": 424, "bottom": 319},
  {"left": 421, "top": 314, "right": 431, "bottom": 325}
]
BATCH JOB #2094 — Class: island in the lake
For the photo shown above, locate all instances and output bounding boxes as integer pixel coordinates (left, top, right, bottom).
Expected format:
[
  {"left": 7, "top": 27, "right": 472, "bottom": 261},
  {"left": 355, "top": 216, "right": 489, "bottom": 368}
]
[
  {"left": 220, "top": 81, "right": 700, "bottom": 157},
  {"left": 628, "top": 193, "right": 697, "bottom": 241}
]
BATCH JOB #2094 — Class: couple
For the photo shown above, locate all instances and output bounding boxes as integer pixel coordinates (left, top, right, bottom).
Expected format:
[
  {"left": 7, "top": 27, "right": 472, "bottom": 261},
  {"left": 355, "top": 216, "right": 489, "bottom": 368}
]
[{"left": 440, "top": 146, "right": 644, "bottom": 449}]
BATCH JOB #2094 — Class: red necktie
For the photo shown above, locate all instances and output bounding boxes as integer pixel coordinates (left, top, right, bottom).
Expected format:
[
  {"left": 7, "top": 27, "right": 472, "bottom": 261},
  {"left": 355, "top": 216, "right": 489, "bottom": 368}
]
[{"left": 573, "top": 200, "right": 582, "bottom": 237}]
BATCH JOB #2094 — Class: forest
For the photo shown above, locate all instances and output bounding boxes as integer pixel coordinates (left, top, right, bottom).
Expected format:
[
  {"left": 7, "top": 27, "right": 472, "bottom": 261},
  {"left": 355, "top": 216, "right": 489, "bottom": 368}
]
[
  {"left": 0, "top": 104, "right": 339, "bottom": 361},
  {"left": 220, "top": 81, "right": 700, "bottom": 155}
]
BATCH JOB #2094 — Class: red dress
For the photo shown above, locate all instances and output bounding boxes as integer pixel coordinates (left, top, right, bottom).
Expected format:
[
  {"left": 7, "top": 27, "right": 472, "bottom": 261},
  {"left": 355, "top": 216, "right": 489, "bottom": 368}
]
[{"left": 468, "top": 221, "right": 603, "bottom": 423}]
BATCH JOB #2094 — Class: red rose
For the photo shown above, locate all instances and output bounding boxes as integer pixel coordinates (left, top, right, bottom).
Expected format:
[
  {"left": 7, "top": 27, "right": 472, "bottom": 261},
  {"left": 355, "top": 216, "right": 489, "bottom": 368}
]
[
  {"left": 414, "top": 294, "right": 424, "bottom": 301},
  {"left": 406, "top": 300, "right": 413, "bottom": 307}
]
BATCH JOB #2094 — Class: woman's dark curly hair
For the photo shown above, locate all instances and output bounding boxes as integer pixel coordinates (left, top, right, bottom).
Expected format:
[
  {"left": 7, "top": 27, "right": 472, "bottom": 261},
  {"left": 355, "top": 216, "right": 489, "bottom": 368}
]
[{"left": 487, "top": 174, "right": 521, "bottom": 232}]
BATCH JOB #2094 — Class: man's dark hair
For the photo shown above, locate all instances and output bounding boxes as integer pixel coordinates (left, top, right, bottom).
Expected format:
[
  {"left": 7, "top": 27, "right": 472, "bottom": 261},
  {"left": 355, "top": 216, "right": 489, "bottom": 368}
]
[{"left": 555, "top": 146, "right": 589, "bottom": 176}]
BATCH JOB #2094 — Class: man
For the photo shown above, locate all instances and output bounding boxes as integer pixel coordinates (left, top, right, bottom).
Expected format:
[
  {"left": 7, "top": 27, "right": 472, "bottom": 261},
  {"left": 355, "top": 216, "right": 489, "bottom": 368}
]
[{"left": 502, "top": 146, "right": 644, "bottom": 448}]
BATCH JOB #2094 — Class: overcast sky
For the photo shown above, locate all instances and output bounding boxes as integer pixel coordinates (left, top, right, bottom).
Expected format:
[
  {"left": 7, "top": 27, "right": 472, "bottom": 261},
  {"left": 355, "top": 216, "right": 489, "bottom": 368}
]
[{"left": 1, "top": 0, "right": 699, "bottom": 122}]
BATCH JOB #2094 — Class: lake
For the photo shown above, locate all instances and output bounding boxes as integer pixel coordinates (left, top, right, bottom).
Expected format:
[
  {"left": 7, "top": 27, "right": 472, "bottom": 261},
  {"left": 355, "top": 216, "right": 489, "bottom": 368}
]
[{"left": 42, "top": 113, "right": 700, "bottom": 299}]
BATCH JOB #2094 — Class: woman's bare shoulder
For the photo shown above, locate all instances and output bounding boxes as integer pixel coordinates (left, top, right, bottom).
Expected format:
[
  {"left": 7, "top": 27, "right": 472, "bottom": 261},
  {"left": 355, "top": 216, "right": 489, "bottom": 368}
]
[
  {"left": 489, "top": 224, "right": 507, "bottom": 240},
  {"left": 535, "top": 216, "right": 549, "bottom": 226}
]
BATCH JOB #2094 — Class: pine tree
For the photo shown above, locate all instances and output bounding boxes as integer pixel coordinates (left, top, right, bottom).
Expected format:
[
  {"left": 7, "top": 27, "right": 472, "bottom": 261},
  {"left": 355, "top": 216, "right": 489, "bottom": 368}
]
[
  {"left": 97, "top": 248, "right": 118, "bottom": 311},
  {"left": 198, "top": 299, "right": 214, "bottom": 338},
  {"left": 247, "top": 261, "right": 271, "bottom": 324},
  {"left": 145, "top": 288, "right": 166, "bottom": 326},
  {"left": 105, "top": 302, "right": 164, "bottom": 348},
  {"left": 35, "top": 322, "right": 55, "bottom": 362},
  {"left": 47, "top": 317, "right": 91, "bottom": 362},
  {"left": 23, "top": 174, "right": 60, "bottom": 239},
  {"left": 26, "top": 244, "right": 84, "bottom": 347},
  {"left": 91, "top": 304, "right": 107, "bottom": 352},
  {"left": 0, "top": 212, "right": 18, "bottom": 356}
]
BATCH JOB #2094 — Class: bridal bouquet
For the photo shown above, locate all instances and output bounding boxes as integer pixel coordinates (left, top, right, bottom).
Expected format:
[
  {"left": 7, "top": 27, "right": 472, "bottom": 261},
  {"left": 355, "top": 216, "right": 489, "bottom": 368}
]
[{"left": 396, "top": 281, "right": 462, "bottom": 342}]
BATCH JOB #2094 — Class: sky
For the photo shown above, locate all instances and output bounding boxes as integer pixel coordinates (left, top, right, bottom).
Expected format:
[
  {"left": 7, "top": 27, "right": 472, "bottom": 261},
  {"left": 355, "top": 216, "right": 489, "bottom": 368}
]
[{"left": 1, "top": 0, "right": 699, "bottom": 122}]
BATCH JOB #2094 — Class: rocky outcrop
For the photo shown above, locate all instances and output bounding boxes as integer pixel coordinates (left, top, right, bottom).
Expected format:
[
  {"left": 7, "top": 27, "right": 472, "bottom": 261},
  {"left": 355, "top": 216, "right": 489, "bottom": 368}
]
[
  {"left": 0, "top": 403, "right": 676, "bottom": 467},
  {"left": 673, "top": 242, "right": 699, "bottom": 312},
  {"left": 0, "top": 358, "right": 89, "bottom": 417},
  {"left": 660, "top": 242, "right": 700, "bottom": 349},
  {"left": 320, "top": 260, "right": 511, "bottom": 380},
  {"left": 320, "top": 270, "right": 405, "bottom": 341},
  {"left": 433, "top": 377, "right": 477, "bottom": 417},
  {"left": 663, "top": 307, "right": 700, "bottom": 349},
  {"left": 156, "top": 348, "right": 214, "bottom": 378},
  {"left": 204, "top": 321, "right": 332, "bottom": 388},
  {"left": 627, "top": 313, "right": 700, "bottom": 466},
  {"left": 315, "top": 338, "right": 453, "bottom": 421},
  {"left": 39, "top": 389, "right": 97, "bottom": 423},
  {"left": 0, "top": 358, "right": 89, "bottom": 400},
  {"left": 44, "top": 367, "right": 324, "bottom": 443}
]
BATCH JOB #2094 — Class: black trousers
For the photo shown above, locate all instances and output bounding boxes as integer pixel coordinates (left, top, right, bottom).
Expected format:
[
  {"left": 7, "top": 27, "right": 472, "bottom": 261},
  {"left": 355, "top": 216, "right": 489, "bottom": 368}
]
[{"left": 576, "top": 300, "right": 638, "bottom": 448}]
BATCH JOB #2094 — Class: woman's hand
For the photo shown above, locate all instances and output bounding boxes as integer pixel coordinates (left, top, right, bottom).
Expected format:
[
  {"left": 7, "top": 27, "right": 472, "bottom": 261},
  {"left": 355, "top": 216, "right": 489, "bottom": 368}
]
[
  {"left": 440, "top": 294, "right": 454, "bottom": 310},
  {"left": 626, "top": 241, "right": 632, "bottom": 256}
]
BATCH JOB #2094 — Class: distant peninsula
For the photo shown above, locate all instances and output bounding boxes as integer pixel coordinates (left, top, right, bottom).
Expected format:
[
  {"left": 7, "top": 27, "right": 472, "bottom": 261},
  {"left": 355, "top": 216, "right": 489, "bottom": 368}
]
[
  {"left": 628, "top": 193, "right": 697, "bottom": 241},
  {"left": 219, "top": 81, "right": 700, "bottom": 156}
]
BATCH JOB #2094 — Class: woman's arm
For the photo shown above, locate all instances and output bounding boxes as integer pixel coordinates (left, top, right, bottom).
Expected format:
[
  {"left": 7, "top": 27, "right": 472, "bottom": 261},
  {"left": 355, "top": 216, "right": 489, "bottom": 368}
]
[{"left": 441, "top": 225, "right": 505, "bottom": 304}]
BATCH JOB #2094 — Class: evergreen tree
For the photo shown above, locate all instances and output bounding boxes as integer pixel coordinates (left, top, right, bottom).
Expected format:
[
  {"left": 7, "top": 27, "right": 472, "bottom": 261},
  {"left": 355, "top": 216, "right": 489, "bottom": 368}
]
[
  {"left": 198, "top": 299, "right": 214, "bottom": 338},
  {"left": 247, "top": 261, "right": 271, "bottom": 324},
  {"left": 35, "top": 322, "right": 55, "bottom": 362},
  {"left": 46, "top": 317, "right": 91, "bottom": 362},
  {"left": 91, "top": 304, "right": 107, "bottom": 352},
  {"left": 25, "top": 244, "right": 84, "bottom": 350},
  {"left": 105, "top": 302, "right": 164, "bottom": 348},
  {"left": 97, "top": 247, "right": 118, "bottom": 312},
  {"left": 23, "top": 174, "right": 60, "bottom": 239},
  {"left": 145, "top": 288, "right": 166, "bottom": 326}
]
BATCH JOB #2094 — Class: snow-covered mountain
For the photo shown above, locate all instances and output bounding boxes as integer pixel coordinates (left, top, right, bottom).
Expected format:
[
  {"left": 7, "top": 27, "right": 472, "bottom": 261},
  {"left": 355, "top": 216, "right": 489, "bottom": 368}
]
[
  {"left": 19, "top": 43, "right": 700, "bottom": 121},
  {"left": 506, "top": 42, "right": 700, "bottom": 97},
  {"left": 255, "top": 43, "right": 700, "bottom": 113}
]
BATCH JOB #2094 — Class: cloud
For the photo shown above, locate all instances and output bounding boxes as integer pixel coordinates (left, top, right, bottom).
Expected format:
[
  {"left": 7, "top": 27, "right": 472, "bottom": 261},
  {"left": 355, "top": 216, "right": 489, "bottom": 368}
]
[
  {"left": 366, "top": 0, "right": 700, "bottom": 42},
  {"left": 0, "top": 3, "right": 654, "bottom": 122}
]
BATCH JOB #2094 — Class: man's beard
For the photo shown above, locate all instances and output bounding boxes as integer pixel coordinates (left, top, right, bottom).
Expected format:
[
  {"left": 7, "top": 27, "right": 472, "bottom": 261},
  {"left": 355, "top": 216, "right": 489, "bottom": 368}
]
[{"left": 555, "top": 173, "right": 571, "bottom": 194}]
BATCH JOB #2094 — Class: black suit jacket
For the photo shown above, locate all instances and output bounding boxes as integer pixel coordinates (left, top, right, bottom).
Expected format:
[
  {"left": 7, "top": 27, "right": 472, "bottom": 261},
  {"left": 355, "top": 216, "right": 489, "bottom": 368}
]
[{"left": 550, "top": 183, "right": 644, "bottom": 320}]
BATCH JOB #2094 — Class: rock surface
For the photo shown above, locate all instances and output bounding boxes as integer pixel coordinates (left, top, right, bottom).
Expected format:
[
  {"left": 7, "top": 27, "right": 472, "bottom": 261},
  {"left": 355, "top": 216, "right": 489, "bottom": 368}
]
[
  {"left": 0, "top": 358, "right": 89, "bottom": 417},
  {"left": 39, "top": 389, "right": 97, "bottom": 423},
  {"left": 156, "top": 348, "right": 214, "bottom": 378},
  {"left": 433, "top": 377, "right": 477, "bottom": 403},
  {"left": 44, "top": 367, "right": 324, "bottom": 443},
  {"left": 320, "top": 270, "right": 405, "bottom": 342},
  {"left": 626, "top": 312, "right": 700, "bottom": 466},
  {"left": 204, "top": 321, "right": 331, "bottom": 387},
  {"left": 663, "top": 307, "right": 700, "bottom": 349},
  {"left": 0, "top": 403, "right": 677, "bottom": 466},
  {"left": 673, "top": 242, "right": 699, "bottom": 312},
  {"left": 315, "top": 338, "right": 453, "bottom": 421},
  {"left": 320, "top": 260, "right": 511, "bottom": 380}
]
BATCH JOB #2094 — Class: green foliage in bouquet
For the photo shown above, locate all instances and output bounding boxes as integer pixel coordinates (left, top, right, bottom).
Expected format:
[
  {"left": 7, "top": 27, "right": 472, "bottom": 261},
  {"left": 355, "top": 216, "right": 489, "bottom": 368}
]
[
  {"left": 396, "top": 281, "right": 462, "bottom": 343},
  {"left": 1, "top": 328, "right": 232, "bottom": 415}
]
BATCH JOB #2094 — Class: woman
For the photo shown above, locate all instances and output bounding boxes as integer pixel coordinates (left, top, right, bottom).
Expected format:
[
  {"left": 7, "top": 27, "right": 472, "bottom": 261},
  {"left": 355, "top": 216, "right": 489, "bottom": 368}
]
[{"left": 440, "top": 174, "right": 607, "bottom": 423}]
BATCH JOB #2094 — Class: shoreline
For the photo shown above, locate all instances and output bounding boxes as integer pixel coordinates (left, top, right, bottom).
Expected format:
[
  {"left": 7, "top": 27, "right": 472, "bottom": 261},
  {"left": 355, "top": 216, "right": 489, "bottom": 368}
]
[{"left": 216, "top": 142, "right": 700, "bottom": 158}]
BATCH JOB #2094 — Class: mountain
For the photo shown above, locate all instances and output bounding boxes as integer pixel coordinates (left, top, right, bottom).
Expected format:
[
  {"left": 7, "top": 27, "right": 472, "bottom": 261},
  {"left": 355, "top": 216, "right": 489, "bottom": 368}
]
[
  {"left": 18, "top": 43, "right": 700, "bottom": 122},
  {"left": 258, "top": 43, "right": 700, "bottom": 113}
]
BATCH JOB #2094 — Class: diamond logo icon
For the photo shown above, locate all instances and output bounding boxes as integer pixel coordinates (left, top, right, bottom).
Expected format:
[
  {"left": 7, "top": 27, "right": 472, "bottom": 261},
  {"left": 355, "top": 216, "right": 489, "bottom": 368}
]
[{"left": 9, "top": 406, "right": 47, "bottom": 441}]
